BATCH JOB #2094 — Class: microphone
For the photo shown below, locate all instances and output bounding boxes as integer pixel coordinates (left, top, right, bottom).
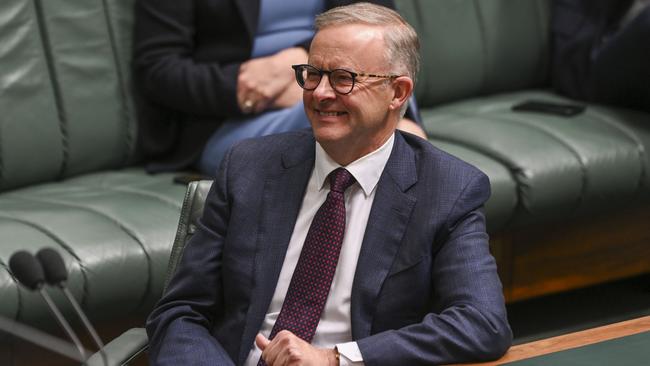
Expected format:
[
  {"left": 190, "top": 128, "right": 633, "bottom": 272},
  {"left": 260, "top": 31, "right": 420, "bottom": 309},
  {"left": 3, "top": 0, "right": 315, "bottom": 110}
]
[
  {"left": 37, "top": 247, "right": 107, "bottom": 366},
  {"left": 8, "top": 251, "right": 89, "bottom": 361}
]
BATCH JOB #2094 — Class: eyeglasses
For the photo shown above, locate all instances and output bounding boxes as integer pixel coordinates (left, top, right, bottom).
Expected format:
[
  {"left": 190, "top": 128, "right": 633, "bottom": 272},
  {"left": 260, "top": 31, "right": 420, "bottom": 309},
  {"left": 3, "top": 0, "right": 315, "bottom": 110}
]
[{"left": 291, "top": 64, "right": 399, "bottom": 95}]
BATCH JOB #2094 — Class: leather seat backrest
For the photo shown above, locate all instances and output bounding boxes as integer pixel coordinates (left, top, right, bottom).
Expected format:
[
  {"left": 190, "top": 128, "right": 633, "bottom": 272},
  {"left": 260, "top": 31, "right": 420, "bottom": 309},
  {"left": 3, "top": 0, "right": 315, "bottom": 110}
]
[
  {"left": 396, "top": 0, "right": 551, "bottom": 108},
  {"left": 0, "top": 0, "right": 138, "bottom": 192}
]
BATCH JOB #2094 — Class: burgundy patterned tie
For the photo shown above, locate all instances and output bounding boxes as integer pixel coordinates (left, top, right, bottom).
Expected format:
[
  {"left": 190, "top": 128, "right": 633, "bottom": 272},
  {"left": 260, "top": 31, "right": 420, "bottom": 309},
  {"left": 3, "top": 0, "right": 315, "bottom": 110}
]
[{"left": 258, "top": 168, "right": 356, "bottom": 365}]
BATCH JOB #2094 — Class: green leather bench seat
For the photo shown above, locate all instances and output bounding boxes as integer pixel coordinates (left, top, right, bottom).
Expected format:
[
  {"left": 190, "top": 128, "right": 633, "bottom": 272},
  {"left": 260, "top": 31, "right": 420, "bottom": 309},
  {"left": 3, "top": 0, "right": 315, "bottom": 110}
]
[
  {"left": 397, "top": 0, "right": 650, "bottom": 231},
  {"left": 424, "top": 91, "right": 649, "bottom": 228},
  {"left": 0, "top": 1, "right": 191, "bottom": 355},
  {"left": 0, "top": 169, "right": 185, "bottom": 328}
]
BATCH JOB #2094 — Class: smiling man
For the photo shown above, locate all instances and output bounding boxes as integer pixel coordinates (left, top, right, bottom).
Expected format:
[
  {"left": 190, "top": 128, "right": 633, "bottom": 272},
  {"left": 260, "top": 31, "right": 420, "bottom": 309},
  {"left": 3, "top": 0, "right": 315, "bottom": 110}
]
[{"left": 146, "top": 3, "right": 511, "bottom": 366}]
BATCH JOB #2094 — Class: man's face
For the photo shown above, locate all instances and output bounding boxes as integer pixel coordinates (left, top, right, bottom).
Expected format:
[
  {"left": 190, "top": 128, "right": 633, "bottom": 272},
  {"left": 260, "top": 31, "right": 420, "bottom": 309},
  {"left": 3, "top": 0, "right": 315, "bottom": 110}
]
[{"left": 304, "top": 24, "right": 400, "bottom": 163}]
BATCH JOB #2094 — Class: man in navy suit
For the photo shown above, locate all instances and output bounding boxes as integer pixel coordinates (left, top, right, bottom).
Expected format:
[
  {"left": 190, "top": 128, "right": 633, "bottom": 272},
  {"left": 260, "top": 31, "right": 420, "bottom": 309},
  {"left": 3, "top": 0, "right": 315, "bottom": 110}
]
[{"left": 146, "top": 3, "right": 511, "bottom": 365}]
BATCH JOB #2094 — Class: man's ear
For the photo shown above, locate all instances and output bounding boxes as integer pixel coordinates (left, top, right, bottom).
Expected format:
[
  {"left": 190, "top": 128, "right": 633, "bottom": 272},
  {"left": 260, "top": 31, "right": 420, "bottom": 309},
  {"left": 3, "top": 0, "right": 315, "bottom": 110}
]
[{"left": 389, "top": 76, "right": 414, "bottom": 112}]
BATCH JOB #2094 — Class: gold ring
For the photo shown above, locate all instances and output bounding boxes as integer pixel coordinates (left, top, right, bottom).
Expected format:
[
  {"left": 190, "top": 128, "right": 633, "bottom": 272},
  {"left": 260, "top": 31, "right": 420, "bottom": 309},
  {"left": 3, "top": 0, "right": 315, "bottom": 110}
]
[{"left": 242, "top": 99, "right": 254, "bottom": 114}]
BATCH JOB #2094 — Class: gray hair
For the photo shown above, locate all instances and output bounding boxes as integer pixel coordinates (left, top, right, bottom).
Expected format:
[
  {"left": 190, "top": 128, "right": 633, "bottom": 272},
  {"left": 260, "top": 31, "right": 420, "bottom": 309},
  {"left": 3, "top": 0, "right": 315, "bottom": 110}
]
[{"left": 314, "top": 2, "right": 420, "bottom": 85}]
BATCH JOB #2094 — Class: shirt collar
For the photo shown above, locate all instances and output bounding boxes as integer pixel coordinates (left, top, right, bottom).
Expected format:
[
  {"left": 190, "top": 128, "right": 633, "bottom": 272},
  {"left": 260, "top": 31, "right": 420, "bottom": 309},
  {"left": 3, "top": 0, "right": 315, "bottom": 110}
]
[{"left": 314, "top": 134, "right": 395, "bottom": 196}]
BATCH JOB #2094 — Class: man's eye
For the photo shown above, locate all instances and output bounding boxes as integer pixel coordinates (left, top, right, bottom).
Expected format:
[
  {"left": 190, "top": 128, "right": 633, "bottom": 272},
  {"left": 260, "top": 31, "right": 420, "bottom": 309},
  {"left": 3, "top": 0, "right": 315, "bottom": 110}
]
[
  {"left": 306, "top": 71, "right": 320, "bottom": 80},
  {"left": 333, "top": 73, "right": 353, "bottom": 85}
]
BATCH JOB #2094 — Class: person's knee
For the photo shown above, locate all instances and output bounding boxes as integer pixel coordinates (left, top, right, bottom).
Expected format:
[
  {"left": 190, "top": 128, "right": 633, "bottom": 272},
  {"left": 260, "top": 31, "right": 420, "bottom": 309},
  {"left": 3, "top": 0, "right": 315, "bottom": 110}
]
[{"left": 632, "top": 5, "right": 650, "bottom": 32}]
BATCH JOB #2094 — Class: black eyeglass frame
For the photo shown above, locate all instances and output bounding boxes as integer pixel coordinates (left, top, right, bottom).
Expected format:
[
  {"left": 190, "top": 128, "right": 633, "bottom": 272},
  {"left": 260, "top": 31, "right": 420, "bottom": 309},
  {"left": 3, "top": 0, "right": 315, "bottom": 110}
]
[{"left": 291, "top": 64, "right": 400, "bottom": 95}]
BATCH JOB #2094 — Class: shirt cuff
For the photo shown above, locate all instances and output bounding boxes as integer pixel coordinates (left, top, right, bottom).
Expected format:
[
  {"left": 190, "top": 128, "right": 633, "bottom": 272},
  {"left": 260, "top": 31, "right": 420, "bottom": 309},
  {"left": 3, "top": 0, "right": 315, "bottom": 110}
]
[{"left": 336, "top": 341, "right": 364, "bottom": 365}]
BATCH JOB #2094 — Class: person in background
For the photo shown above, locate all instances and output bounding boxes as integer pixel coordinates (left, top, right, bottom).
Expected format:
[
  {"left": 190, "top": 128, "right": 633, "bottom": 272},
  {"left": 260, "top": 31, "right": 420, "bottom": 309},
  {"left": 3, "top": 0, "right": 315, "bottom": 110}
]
[
  {"left": 134, "top": 0, "right": 426, "bottom": 176},
  {"left": 552, "top": 0, "right": 650, "bottom": 112},
  {"left": 146, "top": 3, "right": 511, "bottom": 366}
]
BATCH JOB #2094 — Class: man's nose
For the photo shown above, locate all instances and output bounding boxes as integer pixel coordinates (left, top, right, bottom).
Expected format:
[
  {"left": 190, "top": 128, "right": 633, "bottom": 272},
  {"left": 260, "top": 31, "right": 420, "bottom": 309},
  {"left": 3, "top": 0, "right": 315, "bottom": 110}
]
[{"left": 312, "top": 74, "right": 336, "bottom": 100}]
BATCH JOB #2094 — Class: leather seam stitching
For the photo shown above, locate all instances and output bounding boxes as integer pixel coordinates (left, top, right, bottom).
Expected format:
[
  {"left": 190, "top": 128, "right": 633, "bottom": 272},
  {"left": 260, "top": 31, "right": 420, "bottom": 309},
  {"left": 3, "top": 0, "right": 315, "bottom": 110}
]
[
  {"left": 34, "top": 0, "right": 69, "bottom": 179},
  {"left": 472, "top": 0, "right": 489, "bottom": 93},
  {"left": 100, "top": 0, "right": 135, "bottom": 165}
]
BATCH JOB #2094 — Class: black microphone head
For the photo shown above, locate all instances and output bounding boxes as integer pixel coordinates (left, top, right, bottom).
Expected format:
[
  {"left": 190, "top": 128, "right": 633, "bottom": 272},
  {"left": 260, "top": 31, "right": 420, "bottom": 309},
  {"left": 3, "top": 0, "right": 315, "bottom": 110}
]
[
  {"left": 37, "top": 247, "right": 68, "bottom": 285},
  {"left": 9, "top": 251, "right": 45, "bottom": 290}
]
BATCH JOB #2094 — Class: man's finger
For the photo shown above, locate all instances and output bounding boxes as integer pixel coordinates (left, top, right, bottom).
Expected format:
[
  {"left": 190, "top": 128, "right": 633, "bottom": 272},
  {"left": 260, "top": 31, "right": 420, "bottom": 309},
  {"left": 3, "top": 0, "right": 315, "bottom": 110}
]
[{"left": 256, "top": 333, "right": 270, "bottom": 351}]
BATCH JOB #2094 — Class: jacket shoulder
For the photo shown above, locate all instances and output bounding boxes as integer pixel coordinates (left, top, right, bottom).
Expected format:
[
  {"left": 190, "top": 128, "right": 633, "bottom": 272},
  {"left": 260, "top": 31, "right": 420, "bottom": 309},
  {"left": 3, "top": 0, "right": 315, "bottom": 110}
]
[
  {"left": 225, "top": 129, "right": 314, "bottom": 169},
  {"left": 400, "top": 132, "right": 487, "bottom": 181}
]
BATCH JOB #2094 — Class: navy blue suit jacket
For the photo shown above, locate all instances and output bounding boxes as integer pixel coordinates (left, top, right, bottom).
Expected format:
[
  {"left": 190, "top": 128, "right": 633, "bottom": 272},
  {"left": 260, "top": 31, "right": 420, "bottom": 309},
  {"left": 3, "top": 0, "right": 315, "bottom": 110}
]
[{"left": 146, "top": 130, "right": 512, "bottom": 365}]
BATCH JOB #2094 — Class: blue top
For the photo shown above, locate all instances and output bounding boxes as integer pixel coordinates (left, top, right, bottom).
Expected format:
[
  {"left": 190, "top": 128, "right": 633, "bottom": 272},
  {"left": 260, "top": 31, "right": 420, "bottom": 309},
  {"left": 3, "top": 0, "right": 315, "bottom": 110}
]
[
  {"left": 252, "top": 0, "right": 325, "bottom": 57},
  {"left": 200, "top": 0, "right": 327, "bottom": 174}
]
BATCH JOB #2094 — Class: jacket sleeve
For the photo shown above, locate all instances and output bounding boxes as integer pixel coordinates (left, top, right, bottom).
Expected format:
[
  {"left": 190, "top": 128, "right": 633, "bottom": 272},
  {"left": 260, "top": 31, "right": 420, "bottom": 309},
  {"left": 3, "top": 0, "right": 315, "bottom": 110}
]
[
  {"left": 134, "top": 0, "right": 242, "bottom": 118},
  {"left": 357, "top": 172, "right": 512, "bottom": 365},
  {"left": 145, "top": 148, "right": 236, "bottom": 366}
]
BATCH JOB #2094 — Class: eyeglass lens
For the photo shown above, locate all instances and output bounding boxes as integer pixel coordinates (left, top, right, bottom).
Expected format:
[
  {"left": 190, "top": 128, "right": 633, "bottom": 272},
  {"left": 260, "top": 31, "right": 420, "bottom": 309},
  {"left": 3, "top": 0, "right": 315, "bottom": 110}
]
[{"left": 295, "top": 65, "right": 355, "bottom": 94}]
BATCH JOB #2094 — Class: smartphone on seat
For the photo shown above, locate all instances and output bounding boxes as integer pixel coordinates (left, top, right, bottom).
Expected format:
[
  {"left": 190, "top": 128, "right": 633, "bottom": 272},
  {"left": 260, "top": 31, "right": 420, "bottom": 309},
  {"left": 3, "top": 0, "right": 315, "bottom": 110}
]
[{"left": 512, "top": 100, "right": 586, "bottom": 117}]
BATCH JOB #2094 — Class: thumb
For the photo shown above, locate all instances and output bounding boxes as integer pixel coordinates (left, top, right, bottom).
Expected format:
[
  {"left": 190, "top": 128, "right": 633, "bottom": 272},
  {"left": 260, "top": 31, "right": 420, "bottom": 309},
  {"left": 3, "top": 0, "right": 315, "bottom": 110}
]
[{"left": 256, "top": 333, "right": 270, "bottom": 350}]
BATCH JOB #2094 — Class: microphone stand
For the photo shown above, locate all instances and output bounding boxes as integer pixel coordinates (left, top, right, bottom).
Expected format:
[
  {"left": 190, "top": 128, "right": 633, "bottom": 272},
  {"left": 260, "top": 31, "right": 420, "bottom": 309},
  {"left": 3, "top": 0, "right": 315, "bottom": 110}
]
[
  {"left": 59, "top": 284, "right": 108, "bottom": 366},
  {"left": 38, "top": 287, "right": 89, "bottom": 361}
]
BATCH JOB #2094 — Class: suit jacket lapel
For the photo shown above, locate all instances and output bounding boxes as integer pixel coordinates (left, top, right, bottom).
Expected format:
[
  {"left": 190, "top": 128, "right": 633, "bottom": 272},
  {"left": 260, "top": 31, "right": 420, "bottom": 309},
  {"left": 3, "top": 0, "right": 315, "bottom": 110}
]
[
  {"left": 350, "top": 133, "right": 418, "bottom": 339},
  {"left": 234, "top": 0, "right": 260, "bottom": 41},
  {"left": 238, "top": 138, "right": 315, "bottom": 365}
]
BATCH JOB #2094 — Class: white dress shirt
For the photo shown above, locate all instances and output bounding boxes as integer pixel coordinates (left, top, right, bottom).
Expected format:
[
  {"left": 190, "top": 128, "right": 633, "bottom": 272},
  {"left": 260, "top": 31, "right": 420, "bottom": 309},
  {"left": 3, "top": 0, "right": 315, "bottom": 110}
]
[{"left": 245, "top": 135, "right": 395, "bottom": 366}]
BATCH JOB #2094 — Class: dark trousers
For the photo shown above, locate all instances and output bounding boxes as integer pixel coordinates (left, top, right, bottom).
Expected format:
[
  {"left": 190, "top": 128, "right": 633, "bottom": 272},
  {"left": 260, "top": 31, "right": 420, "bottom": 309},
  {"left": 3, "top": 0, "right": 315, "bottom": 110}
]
[{"left": 589, "top": 6, "right": 650, "bottom": 112}]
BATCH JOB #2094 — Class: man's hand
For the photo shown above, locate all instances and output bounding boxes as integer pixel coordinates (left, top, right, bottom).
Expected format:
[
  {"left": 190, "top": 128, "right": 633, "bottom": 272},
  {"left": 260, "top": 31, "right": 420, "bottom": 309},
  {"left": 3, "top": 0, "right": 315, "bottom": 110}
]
[
  {"left": 237, "top": 47, "right": 308, "bottom": 114},
  {"left": 256, "top": 331, "right": 338, "bottom": 366}
]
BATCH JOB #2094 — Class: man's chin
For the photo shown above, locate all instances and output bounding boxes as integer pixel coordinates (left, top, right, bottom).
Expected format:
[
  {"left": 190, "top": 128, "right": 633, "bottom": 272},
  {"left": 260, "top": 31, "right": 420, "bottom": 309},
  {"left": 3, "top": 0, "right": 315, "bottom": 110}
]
[{"left": 312, "top": 123, "right": 349, "bottom": 140}]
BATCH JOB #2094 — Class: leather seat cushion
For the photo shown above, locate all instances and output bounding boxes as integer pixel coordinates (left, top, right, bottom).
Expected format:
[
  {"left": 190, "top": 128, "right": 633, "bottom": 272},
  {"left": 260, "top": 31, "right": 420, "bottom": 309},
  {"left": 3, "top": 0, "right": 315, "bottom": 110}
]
[
  {"left": 423, "top": 90, "right": 650, "bottom": 226},
  {"left": 0, "top": 168, "right": 185, "bottom": 328}
]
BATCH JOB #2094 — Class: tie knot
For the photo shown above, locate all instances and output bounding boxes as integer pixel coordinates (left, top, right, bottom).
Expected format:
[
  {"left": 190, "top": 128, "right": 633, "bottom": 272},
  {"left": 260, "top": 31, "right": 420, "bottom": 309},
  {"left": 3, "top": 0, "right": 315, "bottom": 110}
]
[{"left": 328, "top": 168, "right": 356, "bottom": 193}]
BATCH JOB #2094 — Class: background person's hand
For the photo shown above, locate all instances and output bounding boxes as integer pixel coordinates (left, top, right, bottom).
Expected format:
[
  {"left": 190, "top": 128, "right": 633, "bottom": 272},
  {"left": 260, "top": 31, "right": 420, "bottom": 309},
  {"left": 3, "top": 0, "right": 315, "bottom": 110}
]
[
  {"left": 238, "top": 47, "right": 308, "bottom": 114},
  {"left": 272, "top": 81, "right": 304, "bottom": 109}
]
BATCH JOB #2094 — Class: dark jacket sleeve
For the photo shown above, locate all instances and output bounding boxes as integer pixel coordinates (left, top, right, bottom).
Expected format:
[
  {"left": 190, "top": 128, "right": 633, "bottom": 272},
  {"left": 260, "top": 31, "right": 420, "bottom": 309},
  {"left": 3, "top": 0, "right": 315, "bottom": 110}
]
[{"left": 134, "top": 0, "right": 243, "bottom": 118}]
